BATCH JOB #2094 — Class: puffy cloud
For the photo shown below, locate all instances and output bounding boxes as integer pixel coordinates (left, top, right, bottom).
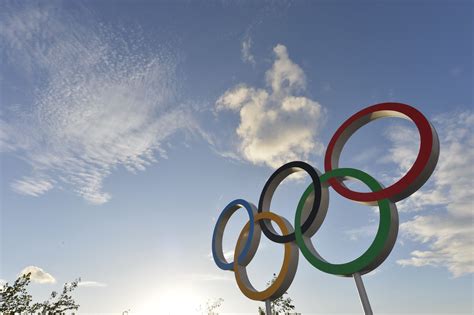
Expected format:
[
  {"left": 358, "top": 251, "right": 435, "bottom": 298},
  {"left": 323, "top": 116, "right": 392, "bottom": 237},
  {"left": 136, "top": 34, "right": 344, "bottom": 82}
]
[
  {"left": 216, "top": 44, "right": 326, "bottom": 168},
  {"left": 385, "top": 112, "right": 474, "bottom": 216},
  {"left": 397, "top": 215, "right": 474, "bottom": 277},
  {"left": 20, "top": 266, "right": 56, "bottom": 284},
  {"left": 266, "top": 45, "right": 306, "bottom": 95},
  {"left": 1, "top": 3, "right": 196, "bottom": 204},
  {"left": 385, "top": 111, "right": 474, "bottom": 277}
]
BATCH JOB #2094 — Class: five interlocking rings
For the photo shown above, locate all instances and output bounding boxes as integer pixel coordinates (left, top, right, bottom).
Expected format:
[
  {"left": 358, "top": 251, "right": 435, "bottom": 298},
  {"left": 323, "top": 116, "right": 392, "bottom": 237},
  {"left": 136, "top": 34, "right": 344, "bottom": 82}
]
[{"left": 211, "top": 102, "right": 440, "bottom": 301}]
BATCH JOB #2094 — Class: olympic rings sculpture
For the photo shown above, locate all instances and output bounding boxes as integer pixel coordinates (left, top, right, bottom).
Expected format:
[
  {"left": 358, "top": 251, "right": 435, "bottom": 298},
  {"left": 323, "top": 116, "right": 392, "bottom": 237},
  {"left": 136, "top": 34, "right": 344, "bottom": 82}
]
[{"left": 211, "top": 102, "right": 439, "bottom": 304}]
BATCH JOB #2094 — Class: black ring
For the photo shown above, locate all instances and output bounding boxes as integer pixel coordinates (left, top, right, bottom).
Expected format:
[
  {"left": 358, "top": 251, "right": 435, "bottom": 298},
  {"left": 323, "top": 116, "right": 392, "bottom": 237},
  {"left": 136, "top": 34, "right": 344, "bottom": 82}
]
[{"left": 258, "top": 161, "right": 322, "bottom": 243}]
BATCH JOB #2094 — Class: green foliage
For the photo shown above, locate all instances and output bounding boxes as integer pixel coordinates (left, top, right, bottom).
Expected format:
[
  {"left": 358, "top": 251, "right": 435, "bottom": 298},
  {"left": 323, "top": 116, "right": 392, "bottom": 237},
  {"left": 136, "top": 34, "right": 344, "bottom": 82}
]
[
  {"left": 257, "top": 274, "right": 296, "bottom": 315},
  {"left": 198, "top": 297, "right": 224, "bottom": 315},
  {"left": 0, "top": 273, "right": 35, "bottom": 314},
  {"left": 0, "top": 272, "right": 80, "bottom": 315},
  {"left": 33, "top": 278, "right": 81, "bottom": 314}
]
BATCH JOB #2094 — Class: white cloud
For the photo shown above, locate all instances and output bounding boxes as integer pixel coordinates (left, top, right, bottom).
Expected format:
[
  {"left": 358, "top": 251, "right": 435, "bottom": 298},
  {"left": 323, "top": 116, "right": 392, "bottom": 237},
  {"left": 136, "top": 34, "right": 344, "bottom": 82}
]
[
  {"left": 241, "top": 36, "right": 255, "bottom": 65},
  {"left": 384, "top": 112, "right": 474, "bottom": 216},
  {"left": 385, "top": 111, "right": 474, "bottom": 277},
  {"left": 397, "top": 215, "right": 474, "bottom": 277},
  {"left": 11, "top": 177, "right": 54, "bottom": 197},
  {"left": 216, "top": 44, "right": 326, "bottom": 168},
  {"left": 1, "top": 3, "right": 196, "bottom": 204},
  {"left": 19, "top": 266, "right": 56, "bottom": 284},
  {"left": 207, "top": 249, "right": 233, "bottom": 262},
  {"left": 266, "top": 45, "right": 306, "bottom": 95},
  {"left": 345, "top": 222, "right": 377, "bottom": 241},
  {"left": 450, "top": 66, "right": 463, "bottom": 77},
  {"left": 382, "top": 124, "right": 419, "bottom": 179},
  {"left": 78, "top": 281, "right": 107, "bottom": 288}
]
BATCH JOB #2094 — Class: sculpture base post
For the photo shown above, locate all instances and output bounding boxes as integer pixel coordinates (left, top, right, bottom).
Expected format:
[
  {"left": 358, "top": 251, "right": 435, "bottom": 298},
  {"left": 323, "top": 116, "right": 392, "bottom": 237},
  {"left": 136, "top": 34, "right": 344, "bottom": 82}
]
[
  {"left": 265, "top": 299, "right": 271, "bottom": 315},
  {"left": 354, "top": 272, "right": 373, "bottom": 315}
]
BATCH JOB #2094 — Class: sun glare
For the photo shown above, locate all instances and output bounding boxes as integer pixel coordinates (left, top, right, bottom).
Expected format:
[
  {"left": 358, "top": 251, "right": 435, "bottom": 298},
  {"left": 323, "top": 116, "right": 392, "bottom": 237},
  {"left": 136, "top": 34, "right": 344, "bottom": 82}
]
[{"left": 135, "top": 286, "right": 203, "bottom": 315}]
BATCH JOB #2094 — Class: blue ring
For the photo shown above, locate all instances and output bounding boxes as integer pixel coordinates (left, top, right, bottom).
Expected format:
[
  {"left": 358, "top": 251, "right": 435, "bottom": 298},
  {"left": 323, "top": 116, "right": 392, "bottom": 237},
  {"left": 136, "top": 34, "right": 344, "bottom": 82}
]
[{"left": 212, "top": 199, "right": 256, "bottom": 270}]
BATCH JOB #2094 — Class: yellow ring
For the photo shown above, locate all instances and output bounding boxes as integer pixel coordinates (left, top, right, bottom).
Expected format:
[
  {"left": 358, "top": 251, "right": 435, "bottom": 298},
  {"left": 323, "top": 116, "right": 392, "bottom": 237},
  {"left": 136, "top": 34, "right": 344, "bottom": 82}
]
[{"left": 233, "top": 212, "right": 299, "bottom": 301}]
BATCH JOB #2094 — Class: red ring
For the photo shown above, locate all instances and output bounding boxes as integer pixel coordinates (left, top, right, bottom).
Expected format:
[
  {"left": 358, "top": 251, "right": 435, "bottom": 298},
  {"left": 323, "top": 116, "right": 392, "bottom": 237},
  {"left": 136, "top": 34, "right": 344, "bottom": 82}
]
[{"left": 324, "top": 102, "right": 438, "bottom": 204}]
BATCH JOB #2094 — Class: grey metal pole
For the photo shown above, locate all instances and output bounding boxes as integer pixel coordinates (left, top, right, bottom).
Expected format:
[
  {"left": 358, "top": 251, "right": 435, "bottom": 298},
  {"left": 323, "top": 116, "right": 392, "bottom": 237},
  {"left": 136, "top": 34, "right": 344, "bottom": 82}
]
[
  {"left": 265, "top": 299, "right": 272, "bottom": 315},
  {"left": 353, "top": 272, "right": 373, "bottom": 315}
]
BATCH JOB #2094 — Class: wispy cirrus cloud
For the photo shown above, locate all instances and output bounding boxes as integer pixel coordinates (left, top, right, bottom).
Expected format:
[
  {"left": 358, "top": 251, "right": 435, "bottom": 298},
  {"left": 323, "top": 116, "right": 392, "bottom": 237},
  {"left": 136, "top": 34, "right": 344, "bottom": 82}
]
[
  {"left": 345, "top": 221, "right": 378, "bottom": 241},
  {"left": 216, "top": 44, "right": 326, "bottom": 168},
  {"left": 0, "top": 2, "right": 196, "bottom": 204},
  {"left": 241, "top": 35, "right": 256, "bottom": 66},
  {"left": 78, "top": 280, "right": 107, "bottom": 288},
  {"left": 207, "top": 250, "right": 233, "bottom": 262},
  {"left": 11, "top": 177, "right": 54, "bottom": 197},
  {"left": 383, "top": 111, "right": 474, "bottom": 277}
]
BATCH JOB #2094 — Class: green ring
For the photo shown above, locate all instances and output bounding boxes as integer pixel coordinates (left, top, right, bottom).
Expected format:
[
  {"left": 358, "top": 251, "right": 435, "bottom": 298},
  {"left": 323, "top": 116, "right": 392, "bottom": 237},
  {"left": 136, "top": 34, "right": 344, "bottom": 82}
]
[{"left": 294, "top": 168, "right": 392, "bottom": 276}]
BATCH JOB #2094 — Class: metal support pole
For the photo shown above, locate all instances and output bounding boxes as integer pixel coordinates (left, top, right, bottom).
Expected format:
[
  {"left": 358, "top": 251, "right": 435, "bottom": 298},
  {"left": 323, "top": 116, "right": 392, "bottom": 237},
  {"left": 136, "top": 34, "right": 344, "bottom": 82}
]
[
  {"left": 353, "top": 272, "right": 373, "bottom": 315},
  {"left": 265, "top": 299, "right": 272, "bottom": 315}
]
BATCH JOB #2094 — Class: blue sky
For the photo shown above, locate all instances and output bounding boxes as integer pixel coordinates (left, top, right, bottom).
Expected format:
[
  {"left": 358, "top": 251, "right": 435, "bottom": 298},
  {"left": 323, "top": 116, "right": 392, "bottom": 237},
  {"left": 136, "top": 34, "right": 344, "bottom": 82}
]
[{"left": 0, "top": 0, "right": 472, "bottom": 314}]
